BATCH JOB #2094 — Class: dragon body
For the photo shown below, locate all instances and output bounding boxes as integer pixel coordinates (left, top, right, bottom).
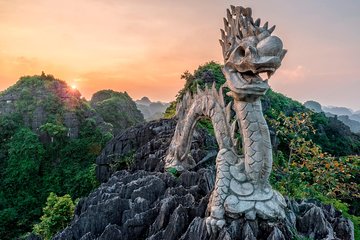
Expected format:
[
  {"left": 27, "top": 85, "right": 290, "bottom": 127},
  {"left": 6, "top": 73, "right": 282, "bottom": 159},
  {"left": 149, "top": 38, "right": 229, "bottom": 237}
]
[{"left": 165, "top": 5, "right": 287, "bottom": 233}]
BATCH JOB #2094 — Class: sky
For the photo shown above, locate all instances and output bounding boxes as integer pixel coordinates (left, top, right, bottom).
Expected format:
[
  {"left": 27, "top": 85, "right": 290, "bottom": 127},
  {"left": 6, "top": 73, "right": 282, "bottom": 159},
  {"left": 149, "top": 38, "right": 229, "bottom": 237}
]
[{"left": 0, "top": 0, "right": 359, "bottom": 110}]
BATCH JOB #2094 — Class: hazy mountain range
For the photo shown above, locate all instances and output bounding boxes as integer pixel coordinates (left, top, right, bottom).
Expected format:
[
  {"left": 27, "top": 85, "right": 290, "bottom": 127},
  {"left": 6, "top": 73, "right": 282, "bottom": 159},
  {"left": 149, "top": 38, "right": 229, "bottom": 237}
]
[
  {"left": 304, "top": 100, "right": 360, "bottom": 134},
  {"left": 135, "top": 97, "right": 170, "bottom": 121}
]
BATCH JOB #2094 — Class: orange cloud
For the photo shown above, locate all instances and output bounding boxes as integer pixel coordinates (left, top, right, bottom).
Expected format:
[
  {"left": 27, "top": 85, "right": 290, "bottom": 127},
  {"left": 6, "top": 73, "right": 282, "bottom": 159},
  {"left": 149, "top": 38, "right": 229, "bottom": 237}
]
[{"left": 0, "top": 0, "right": 359, "bottom": 109}]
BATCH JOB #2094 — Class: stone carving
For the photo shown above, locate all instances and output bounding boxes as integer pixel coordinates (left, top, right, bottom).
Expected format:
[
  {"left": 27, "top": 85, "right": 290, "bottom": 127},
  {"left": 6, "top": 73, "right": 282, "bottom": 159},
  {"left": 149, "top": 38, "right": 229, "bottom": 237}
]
[{"left": 164, "top": 5, "right": 288, "bottom": 234}]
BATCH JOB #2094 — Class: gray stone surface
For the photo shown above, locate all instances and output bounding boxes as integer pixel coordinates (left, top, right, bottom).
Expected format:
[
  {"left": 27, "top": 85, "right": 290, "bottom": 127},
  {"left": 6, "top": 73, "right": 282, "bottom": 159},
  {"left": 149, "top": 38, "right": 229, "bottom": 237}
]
[
  {"left": 51, "top": 115, "right": 354, "bottom": 240},
  {"left": 53, "top": 169, "right": 354, "bottom": 240},
  {"left": 96, "top": 119, "right": 217, "bottom": 183}
]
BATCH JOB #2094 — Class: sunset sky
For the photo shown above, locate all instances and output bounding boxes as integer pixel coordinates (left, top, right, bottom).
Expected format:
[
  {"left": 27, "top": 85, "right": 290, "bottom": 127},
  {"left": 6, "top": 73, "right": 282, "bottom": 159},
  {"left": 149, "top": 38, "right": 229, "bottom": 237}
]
[{"left": 0, "top": 0, "right": 359, "bottom": 110}]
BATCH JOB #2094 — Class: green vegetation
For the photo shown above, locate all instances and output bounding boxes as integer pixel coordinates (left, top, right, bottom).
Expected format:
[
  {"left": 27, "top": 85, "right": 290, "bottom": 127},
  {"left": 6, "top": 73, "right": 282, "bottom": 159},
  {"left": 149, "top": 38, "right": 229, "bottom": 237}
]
[
  {"left": 163, "top": 101, "right": 177, "bottom": 119},
  {"left": 0, "top": 128, "right": 44, "bottom": 238},
  {"left": 165, "top": 62, "right": 360, "bottom": 237},
  {"left": 90, "top": 90, "right": 144, "bottom": 135},
  {"left": 33, "top": 193, "right": 75, "bottom": 240},
  {"left": 165, "top": 61, "right": 360, "bottom": 157},
  {"left": 0, "top": 74, "right": 112, "bottom": 239},
  {"left": 270, "top": 112, "right": 359, "bottom": 239},
  {"left": 110, "top": 151, "right": 135, "bottom": 172},
  {"left": 167, "top": 167, "right": 181, "bottom": 178},
  {"left": 176, "top": 61, "right": 226, "bottom": 101},
  {"left": 1, "top": 65, "right": 359, "bottom": 239}
]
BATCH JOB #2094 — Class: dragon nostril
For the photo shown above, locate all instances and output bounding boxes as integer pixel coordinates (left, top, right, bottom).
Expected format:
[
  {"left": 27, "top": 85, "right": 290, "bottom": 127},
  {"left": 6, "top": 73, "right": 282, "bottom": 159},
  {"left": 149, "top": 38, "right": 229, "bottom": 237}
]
[{"left": 245, "top": 46, "right": 257, "bottom": 57}]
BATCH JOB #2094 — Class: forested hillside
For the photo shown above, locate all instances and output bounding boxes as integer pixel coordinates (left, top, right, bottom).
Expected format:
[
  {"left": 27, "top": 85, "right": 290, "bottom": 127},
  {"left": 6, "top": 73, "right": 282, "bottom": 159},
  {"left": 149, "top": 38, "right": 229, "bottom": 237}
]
[
  {"left": 90, "top": 90, "right": 144, "bottom": 135},
  {"left": 0, "top": 74, "right": 142, "bottom": 239}
]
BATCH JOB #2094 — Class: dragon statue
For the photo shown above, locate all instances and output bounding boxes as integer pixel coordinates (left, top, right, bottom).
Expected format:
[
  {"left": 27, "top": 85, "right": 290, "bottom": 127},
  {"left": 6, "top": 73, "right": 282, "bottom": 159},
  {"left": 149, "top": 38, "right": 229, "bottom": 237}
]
[{"left": 165, "top": 6, "right": 288, "bottom": 234}]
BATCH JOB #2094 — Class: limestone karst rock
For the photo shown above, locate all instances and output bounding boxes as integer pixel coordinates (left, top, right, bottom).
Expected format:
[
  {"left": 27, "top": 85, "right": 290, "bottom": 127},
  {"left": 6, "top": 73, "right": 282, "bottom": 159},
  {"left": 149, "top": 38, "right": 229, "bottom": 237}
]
[
  {"left": 52, "top": 119, "right": 354, "bottom": 240},
  {"left": 95, "top": 119, "right": 217, "bottom": 183}
]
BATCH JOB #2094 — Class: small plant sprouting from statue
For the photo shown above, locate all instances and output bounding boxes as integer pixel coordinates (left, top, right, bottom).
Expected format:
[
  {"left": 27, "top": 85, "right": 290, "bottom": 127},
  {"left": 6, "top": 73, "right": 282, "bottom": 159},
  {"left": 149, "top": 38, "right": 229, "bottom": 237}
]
[{"left": 165, "top": 5, "right": 288, "bottom": 233}]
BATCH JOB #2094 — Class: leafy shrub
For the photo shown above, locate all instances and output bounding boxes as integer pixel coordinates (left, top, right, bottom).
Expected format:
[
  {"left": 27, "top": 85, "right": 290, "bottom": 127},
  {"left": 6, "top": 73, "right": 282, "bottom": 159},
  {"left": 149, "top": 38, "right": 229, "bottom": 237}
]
[
  {"left": 110, "top": 152, "right": 135, "bottom": 172},
  {"left": 163, "top": 101, "right": 177, "bottom": 119},
  {"left": 33, "top": 193, "right": 75, "bottom": 240},
  {"left": 167, "top": 167, "right": 181, "bottom": 178},
  {"left": 269, "top": 111, "right": 359, "bottom": 238}
]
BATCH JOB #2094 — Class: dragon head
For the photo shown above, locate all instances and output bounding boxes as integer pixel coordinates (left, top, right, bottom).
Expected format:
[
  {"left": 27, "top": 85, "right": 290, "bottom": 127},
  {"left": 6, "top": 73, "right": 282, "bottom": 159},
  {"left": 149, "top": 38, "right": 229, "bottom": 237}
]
[{"left": 220, "top": 6, "right": 287, "bottom": 101}]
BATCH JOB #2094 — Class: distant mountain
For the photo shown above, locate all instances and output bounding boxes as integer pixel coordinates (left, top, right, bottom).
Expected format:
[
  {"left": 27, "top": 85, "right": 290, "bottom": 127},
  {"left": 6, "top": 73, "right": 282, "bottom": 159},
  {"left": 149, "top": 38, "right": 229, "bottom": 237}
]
[
  {"left": 135, "top": 97, "right": 170, "bottom": 121},
  {"left": 322, "top": 106, "right": 353, "bottom": 116},
  {"left": 349, "top": 113, "right": 360, "bottom": 122},
  {"left": 304, "top": 100, "right": 360, "bottom": 134},
  {"left": 338, "top": 115, "right": 360, "bottom": 134},
  {"left": 136, "top": 96, "right": 152, "bottom": 105},
  {"left": 304, "top": 100, "right": 322, "bottom": 113},
  {"left": 91, "top": 90, "right": 145, "bottom": 135}
]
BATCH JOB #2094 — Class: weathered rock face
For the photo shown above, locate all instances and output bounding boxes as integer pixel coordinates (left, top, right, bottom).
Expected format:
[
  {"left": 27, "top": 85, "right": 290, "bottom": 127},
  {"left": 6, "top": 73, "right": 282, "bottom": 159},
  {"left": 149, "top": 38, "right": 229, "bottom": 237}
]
[
  {"left": 54, "top": 169, "right": 354, "bottom": 240},
  {"left": 54, "top": 118, "right": 355, "bottom": 240},
  {"left": 53, "top": 169, "right": 214, "bottom": 240},
  {"left": 96, "top": 119, "right": 217, "bottom": 183}
]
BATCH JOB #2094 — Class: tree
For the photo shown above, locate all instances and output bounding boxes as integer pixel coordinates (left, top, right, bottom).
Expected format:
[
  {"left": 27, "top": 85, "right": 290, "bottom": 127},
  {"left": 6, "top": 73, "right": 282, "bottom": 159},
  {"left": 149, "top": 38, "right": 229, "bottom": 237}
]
[
  {"left": 33, "top": 193, "right": 75, "bottom": 240},
  {"left": 1, "top": 128, "right": 45, "bottom": 238},
  {"left": 4, "top": 128, "right": 44, "bottom": 186},
  {"left": 270, "top": 112, "right": 359, "bottom": 204}
]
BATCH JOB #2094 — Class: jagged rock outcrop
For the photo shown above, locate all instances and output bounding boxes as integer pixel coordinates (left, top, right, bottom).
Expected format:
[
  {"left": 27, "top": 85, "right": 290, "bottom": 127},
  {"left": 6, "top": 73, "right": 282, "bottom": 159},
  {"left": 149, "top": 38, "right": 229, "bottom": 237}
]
[
  {"left": 96, "top": 119, "right": 217, "bottom": 183},
  {"left": 53, "top": 169, "right": 213, "bottom": 240},
  {"left": 54, "top": 119, "right": 355, "bottom": 240},
  {"left": 53, "top": 169, "right": 354, "bottom": 240}
]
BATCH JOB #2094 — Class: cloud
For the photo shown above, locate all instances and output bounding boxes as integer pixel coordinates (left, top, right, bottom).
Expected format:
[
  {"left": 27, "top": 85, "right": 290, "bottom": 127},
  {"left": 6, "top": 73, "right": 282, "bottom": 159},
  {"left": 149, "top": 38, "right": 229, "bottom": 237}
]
[
  {"left": 276, "top": 65, "right": 306, "bottom": 81},
  {"left": 0, "top": 0, "right": 359, "bottom": 109}
]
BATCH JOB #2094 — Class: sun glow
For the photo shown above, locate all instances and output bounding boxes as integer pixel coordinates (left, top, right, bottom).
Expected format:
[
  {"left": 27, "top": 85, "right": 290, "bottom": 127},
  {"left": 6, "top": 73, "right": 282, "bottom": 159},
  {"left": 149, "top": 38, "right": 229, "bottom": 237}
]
[{"left": 71, "top": 84, "right": 77, "bottom": 90}]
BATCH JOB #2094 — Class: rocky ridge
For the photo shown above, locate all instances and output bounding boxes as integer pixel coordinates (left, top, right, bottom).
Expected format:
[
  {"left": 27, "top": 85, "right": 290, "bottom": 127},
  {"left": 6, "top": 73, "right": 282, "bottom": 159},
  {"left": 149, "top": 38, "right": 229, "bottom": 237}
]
[
  {"left": 0, "top": 74, "right": 111, "bottom": 140},
  {"left": 54, "top": 168, "right": 354, "bottom": 240},
  {"left": 54, "top": 119, "right": 355, "bottom": 240},
  {"left": 96, "top": 119, "right": 217, "bottom": 183}
]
